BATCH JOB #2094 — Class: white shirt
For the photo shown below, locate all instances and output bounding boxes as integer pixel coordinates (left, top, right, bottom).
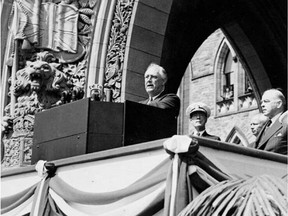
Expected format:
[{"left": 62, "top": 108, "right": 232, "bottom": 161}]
[{"left": 192, "top": 130, "right": 206, "bottom": 136}]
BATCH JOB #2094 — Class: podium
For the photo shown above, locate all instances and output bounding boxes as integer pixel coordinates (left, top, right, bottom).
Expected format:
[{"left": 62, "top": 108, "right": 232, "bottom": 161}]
[{"left": 32, "top": 99, "right": 177, "bottom": 163}]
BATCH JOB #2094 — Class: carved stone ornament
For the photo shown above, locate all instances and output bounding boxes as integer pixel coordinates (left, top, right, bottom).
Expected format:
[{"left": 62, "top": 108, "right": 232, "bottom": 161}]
[
  {"left": 2, "top": 0, "right": 100, "bottom": 167},
  {"left": 1, "top": 51, "right": 83, "bottom": 167},
  {"left": 10, "top": 0, "right": 100, "bottom": 63},
  {"left": 89, "top": 83, "right": 104, "bottom": 101},
  {"left": 104, "top": 0, "right": 135, "bottom": 102}
]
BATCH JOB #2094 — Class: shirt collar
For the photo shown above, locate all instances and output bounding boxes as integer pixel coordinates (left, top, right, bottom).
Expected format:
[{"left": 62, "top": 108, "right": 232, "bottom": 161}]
[
  {"left": 270, "top": 112, "right": 282, "bottom": 126},
  {"left": 193, "top": 130, "right": 206, "bottom": 136},
  {"left": 150, "top": 89, "right": 164, "bottom": 101}
]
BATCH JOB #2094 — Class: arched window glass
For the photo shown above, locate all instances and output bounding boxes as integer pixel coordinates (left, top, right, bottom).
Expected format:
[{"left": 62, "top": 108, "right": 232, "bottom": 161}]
[
  {"left": 215, "top": 39, "right": 257, "bottom": 116},
  {"left": 222, "top": 50, "right": 235, "bottom": 100}
]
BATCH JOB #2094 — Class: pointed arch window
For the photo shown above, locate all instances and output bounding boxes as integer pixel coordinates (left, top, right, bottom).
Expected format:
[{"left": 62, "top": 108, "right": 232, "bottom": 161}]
[
  {"left": 222, "top": 49, "right": 235, "bottom": 100},
  {"left": 225, "top": 126, "right": 249, "bottom": 147},
  {"left": 214, "top": 39, "right": 257, "bottom": 116}
]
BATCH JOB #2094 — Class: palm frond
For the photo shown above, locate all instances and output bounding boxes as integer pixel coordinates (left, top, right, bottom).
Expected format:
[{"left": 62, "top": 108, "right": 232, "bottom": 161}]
[{"left": 178, "top": 175, "right": 288, "bottom": 216}]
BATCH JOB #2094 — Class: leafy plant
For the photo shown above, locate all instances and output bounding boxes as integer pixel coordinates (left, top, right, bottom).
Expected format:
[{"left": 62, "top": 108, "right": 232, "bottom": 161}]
[{"left": 178, "top": 175, "right": 287, "bottom": 216}]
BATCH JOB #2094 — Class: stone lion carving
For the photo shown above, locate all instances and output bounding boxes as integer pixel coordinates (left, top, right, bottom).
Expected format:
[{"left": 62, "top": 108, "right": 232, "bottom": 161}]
[
  {"left": 13, "top": 52, "right": 69, "bottom": 107},
  {"left": 2, "top": 51, "right": 85, "bottom": 167}
]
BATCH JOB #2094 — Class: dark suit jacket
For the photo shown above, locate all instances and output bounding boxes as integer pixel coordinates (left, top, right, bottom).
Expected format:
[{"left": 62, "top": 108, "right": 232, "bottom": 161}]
[
  {"left": 189, "top": 131, "right": 221, "bottom": 141},
  {"left": 139, "top": 92, "right": 180, "bottom": 117},
  {"left": 253, "top": 117, "right": 287, "bottom": 155},
  {"left": 201, "top": 131, "right": 221, "bottom": 141},
  {"left": 186, "top": 131, "right": 221, "bottom": 154}
]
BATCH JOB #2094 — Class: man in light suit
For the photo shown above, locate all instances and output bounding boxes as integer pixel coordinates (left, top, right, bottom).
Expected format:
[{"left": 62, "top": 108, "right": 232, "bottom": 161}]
[
  {"left": 139, "top": 63, "right": 180, "bottom": 117},
  {"left": 186, "top": 102, "right": 221, "bottom": 141},
  {"left": 253, "top": 89, "right": 287, "bottom": 155}
]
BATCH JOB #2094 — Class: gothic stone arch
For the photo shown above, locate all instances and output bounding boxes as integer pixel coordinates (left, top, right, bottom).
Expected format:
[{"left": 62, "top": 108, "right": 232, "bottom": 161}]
[
  {"left": 1, "top": 0, "right": 286, "bottom": 167},
  {"left": 123, "top": 0, "right": 286, "bottom": 102}
]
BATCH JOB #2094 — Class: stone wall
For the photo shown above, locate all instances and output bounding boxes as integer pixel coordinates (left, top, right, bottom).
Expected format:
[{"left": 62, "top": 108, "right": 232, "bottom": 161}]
[{"left": 180, "top": 29, "right": 259, "bottom": 144}]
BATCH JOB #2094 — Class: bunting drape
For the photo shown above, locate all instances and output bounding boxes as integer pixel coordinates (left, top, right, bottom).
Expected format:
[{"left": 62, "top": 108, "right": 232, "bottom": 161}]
[
  {"left": 2, "top": 158, "right": 170, "bottom": 216},
  {"left": 1, "top": 150, "right": 286, "bottom": 216}
]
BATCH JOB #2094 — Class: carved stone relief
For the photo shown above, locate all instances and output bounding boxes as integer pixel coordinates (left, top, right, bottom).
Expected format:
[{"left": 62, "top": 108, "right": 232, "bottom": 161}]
[
  {"left": 2, "top": 0, "right": 100, "bottom": 168},
  {"left": 2, "top": 0, "right": 135, "bottom": 167},
  {"left": 104, "top": 0, "right": 135, "bottom": 102},
  {"left": 2, "top": 51, "right": 87, "bottom": 167},
  {"left": 216, "top": 93, "right": 257, "bottom": 115}
]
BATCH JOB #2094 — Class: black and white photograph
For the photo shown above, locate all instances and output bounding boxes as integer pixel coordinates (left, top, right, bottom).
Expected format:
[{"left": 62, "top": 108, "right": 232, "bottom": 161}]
[{"left": 1, "top": 0, "right": 287, "bottom": 215}]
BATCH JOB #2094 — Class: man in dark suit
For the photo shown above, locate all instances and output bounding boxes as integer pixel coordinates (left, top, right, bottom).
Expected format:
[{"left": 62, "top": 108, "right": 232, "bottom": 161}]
[
  {"left": 248, "top": 113, "right": 269, "bottom": 149},
  {"left": 139, "top": 63, "right": 180, "bottom": 117},
  {"left": 253, "top": 89, "right": 287, "bottom": 155},
  {"left": 186, "top": 102, "right": 221, "bottom": 141},
  {"left": 250, "top": 113, "right": 269, "bottom": 137}
]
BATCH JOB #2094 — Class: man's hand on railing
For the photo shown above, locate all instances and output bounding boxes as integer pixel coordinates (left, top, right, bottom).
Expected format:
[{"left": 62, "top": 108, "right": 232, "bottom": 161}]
[{"left": 163, "top": 135, "right": 192, "bottom": 153}]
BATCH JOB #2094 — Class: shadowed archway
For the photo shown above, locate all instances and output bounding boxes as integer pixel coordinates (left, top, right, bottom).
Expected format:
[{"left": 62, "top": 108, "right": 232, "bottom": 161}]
[{"left": 160, "top": 0, "right": 286, "bottom": 100}]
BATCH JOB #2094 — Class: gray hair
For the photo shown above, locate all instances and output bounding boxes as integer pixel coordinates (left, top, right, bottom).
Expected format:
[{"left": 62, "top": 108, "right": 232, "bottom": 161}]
[
  {"left": 146, "top": 63, "right": 168, "bottom": 84},
  {"left": 251, "top": 113, "right": 269, "bottom": 124},
  {"left": 264, "top": 88, "right": 286, "bottom": 107}
]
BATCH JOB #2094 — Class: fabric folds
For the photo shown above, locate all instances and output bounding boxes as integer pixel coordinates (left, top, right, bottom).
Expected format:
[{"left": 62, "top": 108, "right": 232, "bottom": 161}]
[
  {"left": 1, "top": 150, "right": 234, "bottom": 216},
  {"left": 1, "top": 183, "right": 38, "bottom": 214}
]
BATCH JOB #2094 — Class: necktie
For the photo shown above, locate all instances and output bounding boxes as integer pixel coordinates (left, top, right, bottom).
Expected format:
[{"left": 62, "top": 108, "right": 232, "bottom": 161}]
[
  {"left": 264, "top": 120, "right": 272, "bottom": 132},
  {"left": 266, "top": 119, "right": 272, "bottom": 127},
  {"left": 259, "top": 120, "right": 272, "bottom": 143}
]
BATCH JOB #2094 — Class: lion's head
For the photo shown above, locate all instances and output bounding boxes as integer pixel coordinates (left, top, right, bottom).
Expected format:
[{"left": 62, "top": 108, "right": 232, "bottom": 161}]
[
  {"left": 14, "top": 52, "right": 68, "bottom": 95},
  {"left": 26, "top": 60, "right": 55, "bottom": 91}
]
